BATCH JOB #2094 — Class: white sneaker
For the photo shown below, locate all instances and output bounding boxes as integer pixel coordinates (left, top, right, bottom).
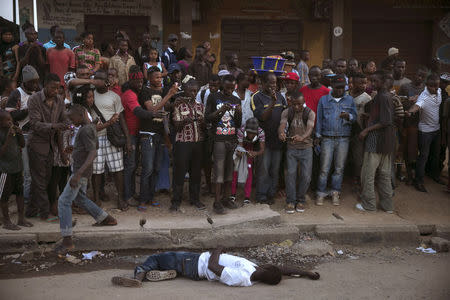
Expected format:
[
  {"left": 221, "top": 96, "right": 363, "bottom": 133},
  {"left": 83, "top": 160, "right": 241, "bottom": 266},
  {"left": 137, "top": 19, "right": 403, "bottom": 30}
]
[
  {"left": 331, "top": 192, "right": 340, "bottom": 206},
  {"left": 355, "top": 203, "right": 366, "bottom": 211},
  {"left": 315, "top": 196, "right": 324, "bottom": 206}
]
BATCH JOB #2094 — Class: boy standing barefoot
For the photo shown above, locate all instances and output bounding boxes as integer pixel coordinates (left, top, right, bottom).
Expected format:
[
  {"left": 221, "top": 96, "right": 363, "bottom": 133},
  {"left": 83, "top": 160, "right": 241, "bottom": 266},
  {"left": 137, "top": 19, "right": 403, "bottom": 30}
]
[
  {"left": 0, "top": 110, "right": 33, "bottom": 230},
  {"left": 56, "top": 104, "right": 117, "bottom": 252}
]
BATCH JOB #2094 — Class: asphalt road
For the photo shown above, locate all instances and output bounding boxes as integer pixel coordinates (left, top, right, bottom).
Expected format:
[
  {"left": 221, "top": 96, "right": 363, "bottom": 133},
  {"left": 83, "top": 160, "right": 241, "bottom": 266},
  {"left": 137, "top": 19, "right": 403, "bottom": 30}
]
[{"left": 1, "top": 251, "right": 449, "bottom": 300}]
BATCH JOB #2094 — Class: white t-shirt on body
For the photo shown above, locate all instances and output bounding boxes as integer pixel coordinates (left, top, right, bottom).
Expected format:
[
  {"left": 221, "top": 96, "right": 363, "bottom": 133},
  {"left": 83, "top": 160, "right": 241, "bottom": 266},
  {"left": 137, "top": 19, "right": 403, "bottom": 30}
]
[
  {"left": 197, "top": 252, "right": 257, "bottom": 287},
  {"left": 93, "top": 90, "right": 124, "bottom": 136}
]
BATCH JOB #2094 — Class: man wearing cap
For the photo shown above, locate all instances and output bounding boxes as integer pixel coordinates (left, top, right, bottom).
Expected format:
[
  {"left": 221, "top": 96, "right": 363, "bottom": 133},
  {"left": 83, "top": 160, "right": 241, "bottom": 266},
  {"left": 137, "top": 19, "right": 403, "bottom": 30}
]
[
  {"left": 162, "top": 34, "right": 178, "bottom": 68},
  {"left": 315, "top": 74, "right": 356, "bottom": 206},
  {"left": 163, "top": 63, "right": 182, "bottom": 92},
  {"left": 282, "top": 72, "right": 300, "bottom": 100},
  {"left": 388, "top": 47, "right": 399, "bottom": 58},
  {"left": 5, "top": 65, "right": 41, "bottom": 205}
]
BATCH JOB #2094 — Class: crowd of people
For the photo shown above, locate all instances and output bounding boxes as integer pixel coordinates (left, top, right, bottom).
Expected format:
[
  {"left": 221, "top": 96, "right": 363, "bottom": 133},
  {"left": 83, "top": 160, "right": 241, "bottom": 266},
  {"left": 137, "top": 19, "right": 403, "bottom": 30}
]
[{"left": 0, "top": 23, "right": 449, "bottom": 251}]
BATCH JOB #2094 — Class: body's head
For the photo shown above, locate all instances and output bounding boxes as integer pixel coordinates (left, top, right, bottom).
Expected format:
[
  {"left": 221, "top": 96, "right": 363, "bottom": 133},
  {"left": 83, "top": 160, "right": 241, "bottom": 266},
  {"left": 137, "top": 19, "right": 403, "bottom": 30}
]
[
  {"left": 363, "top": 60, "right": 376, "bottom": 75},
  {"left": 209, "top": 75, "right": 221, "bottom": 93},
  {"left": 320, "top": 69, "right": 334, "bottom": 87},
  {"left": 194, "top": 47, "right": 206, "bottom": 62},
  {"left": 0, "top": 78, "right": 14, "bottom": 96},
  {"left": 81, "top": 32, "right": 94, "bottom": 48},
  {"left": 252, "top": 265, "right": 282, "bottom": 285},
  {"left": 167, "top": 34, "right": 178, "bottom": 50},
  {"left": 331, "top": 74, "right": 346, "bottom": 98},
  {"left": 183, "top": 79, "right": 199, "bottom": 99},
  {"left": 385, "top": 73, "right": 394, "bottom": 91},
  {"left": 322, "top": 58, "right": 332, "bottom": 69},
  {"left": 221, "top": 75, "right": 236, "bottom": 96},
  {"left": 73, "top": 85, "right": 95, "bottom": 109},
  {"left": 381, "top": 56, "right": 395, "bottom": 72},
  {"left": 100, "top": 41, "right": 114, "bottom": 57},
  {"left": 0, "top": 110, "right": 13, "bottom": 128},
  {"left": 393, "top": 59, "right": 406, "bottom": 79},
  {"left": 335, "top": 59, "right": 347, "bottom": 75},
  {"left": 202, "top": 41, "right": 211, "bottom": 52},
  {"left": 128, "top": 65, "right": 144, "bottom": 93},
  {"left": 426, "top": 73, "right": 440, "bottom": 95},
  {"left": 351, "top": 73, "right": 367, "bottom": 95},
  {"left": 309, "top": 66, "right": 321, "bottom": 87},
  {"left": 147, "top": 66, "right": 163, "bottom": 89},
  {"left": 22, "top": 65, "right": 40, "bottom": 92},
  {"left": 44, "top": 73, "right": 61, "bottom": 98},
  {"left": 68, "top": 104, "right": 88, "bottom": 126},
  {"left": 283, "top": 61, "right": 296, "bottom": 73},
  {"left": 261, "top": 72, "right": 277, "bottom": 94},
  {"left": 300, "top": 50, "right": 310, "bottom": 62}
]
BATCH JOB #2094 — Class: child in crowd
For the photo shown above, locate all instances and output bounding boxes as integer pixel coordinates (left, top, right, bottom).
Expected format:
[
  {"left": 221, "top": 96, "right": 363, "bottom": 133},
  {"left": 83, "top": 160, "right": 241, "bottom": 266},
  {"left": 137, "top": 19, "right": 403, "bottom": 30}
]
[
  {"left": 0, "top": 110, "right": 33, "bottom": 230},
  {"left": 56, "top": 104, "right": 117, "bottom": 253},
  {"left": 143, "top": 47, "right": 168, "bottom": 78},
  {"left": 231, "top": 118, "right": 265, "bottom": 204}
]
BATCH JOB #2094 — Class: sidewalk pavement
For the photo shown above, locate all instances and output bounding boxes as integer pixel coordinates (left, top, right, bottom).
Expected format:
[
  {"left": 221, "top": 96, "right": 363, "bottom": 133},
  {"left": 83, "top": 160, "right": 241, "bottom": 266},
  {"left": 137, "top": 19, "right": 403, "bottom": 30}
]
[{"left": 0, "top": 176, "right": 449, "bottom": 253}]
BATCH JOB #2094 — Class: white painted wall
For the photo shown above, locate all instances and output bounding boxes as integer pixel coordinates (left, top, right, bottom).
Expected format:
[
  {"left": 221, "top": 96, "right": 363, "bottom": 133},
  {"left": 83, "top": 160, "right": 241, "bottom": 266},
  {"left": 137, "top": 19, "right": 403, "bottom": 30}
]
[{"left": 0, "top": 0, "right": 14, "bottom": 22}]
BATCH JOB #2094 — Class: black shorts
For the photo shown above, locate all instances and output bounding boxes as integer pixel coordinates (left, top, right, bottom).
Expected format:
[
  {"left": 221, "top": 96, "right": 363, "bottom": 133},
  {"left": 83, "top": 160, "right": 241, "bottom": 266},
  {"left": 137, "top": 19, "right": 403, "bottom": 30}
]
[{"left": 0, "top": 172, "right": 24, "bottom": 202}]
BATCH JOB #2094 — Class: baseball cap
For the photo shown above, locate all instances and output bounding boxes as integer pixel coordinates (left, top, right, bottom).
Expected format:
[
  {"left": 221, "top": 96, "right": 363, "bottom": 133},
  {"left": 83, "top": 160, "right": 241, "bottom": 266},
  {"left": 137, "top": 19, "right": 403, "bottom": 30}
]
[
  {"left": 331, "top": 74, "right": 346, "bottom": 87},
  {"left": 388, "top": 47, "right": 399, "bottom": 56},
  {"left": 284, "top": 72, "right": 299, "bottom": 81},
  {"left": 167, "top": 63, "right": 181, "bottom": 74}
]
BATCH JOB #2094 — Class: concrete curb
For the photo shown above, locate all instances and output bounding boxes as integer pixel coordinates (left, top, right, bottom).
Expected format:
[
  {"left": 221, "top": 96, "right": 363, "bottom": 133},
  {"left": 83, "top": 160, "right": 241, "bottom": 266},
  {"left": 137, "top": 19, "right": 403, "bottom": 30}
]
[{"left": 315, "top": 224, "right": 420, "bottom": 245}]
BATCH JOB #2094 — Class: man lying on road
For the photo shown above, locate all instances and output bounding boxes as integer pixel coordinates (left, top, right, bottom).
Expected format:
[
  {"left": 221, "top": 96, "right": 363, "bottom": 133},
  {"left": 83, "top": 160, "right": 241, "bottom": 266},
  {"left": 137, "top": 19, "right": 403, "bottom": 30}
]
[{"left": 112, "top": 247, "right": 320, "bottom": 287}]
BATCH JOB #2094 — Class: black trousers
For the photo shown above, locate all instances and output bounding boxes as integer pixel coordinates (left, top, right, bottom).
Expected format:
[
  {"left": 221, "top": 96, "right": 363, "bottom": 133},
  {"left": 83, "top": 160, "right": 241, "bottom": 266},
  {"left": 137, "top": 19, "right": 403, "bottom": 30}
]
[
  {"left": 172, "top": 142, "right": 203, "bottom": 204},
  {"left": 47, "top": 166, "right": 70, "bottom": 207}
]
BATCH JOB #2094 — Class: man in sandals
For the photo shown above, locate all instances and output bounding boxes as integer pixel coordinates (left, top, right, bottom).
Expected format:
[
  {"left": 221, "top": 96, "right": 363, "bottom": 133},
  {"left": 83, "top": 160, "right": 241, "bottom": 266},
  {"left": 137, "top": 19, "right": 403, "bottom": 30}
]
[
  {"left": 55, "top": 105, "right": 117, "bottom": 253},
  {"left": 112, "top": 247, "right": 319, "bottom": 287}
]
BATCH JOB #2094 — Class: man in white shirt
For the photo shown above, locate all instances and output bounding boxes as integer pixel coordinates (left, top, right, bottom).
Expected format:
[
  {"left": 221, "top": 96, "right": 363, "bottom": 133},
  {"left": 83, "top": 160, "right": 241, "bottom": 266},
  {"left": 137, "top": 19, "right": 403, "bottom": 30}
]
[
  {"left": 406, "top": 73, "right": 443, "bottom": 192},
  {"left": 111, "top": 247, "right": 320, "bottom": 288}
]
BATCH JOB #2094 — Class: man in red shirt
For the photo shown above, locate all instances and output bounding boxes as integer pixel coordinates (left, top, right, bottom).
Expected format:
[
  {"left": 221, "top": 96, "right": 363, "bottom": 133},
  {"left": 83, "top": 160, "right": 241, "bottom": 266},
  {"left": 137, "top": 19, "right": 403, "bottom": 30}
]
[
  {"left": 46, "top": 30, "right": 75, "bottom": 87},
  {"left": 120, "top": 66, "right": 165, "bottom": 204},
  {"left": 299, "top": 66, "right": 330, "bottom": 191},
  {"left": 300, "top": 66, "right": 330, "bottom": 114}
]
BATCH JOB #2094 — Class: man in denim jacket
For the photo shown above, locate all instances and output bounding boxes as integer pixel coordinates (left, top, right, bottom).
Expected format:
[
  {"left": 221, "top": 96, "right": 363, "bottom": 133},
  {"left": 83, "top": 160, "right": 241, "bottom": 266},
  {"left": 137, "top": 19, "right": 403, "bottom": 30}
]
[{"left": 315, "top": 75, "right": 357, "bottom": 206}]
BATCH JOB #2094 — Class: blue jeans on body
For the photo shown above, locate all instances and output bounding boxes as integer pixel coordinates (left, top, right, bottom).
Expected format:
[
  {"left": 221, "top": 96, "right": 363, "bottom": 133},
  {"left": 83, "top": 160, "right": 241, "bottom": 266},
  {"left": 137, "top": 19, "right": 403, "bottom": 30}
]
[
  {"left": 22, "top": 133, "right": 31, "bottom": 202},
  {"left": 58, "top": 176, "right": 108, "bottom": 237},
  {"left": 140, "top": 134, "right": 163, "bottom": 205},
  {"left": 317, "top": 137, "right": 350, "bottom": 197},
  {"left": 156, "top": 146, "right": 171, "bottom": 191},
  {"left": 256, "top": 148, "right": 282, "bottom": 202},
  {"left": 135, "top": 251, "right": 201, "bottom": 280},
  {"left": 123, "top": 135, "right": 137, "bottom": 200},
  {"left": 285, "top": 147, "right": 313, "bottom": 204},
  {"left": 416, "top": 130, "right": 440, "bottom": 184}
]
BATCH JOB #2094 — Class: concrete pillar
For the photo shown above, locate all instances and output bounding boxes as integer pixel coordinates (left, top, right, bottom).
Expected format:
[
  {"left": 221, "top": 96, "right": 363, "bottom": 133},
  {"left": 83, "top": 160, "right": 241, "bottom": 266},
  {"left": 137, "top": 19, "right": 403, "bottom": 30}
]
[
  {"left": 331, "top": 0, "right": 345, "bottom": 59},
  {"left": 179, "top": 0, "right": 193, "bottom": 50}
]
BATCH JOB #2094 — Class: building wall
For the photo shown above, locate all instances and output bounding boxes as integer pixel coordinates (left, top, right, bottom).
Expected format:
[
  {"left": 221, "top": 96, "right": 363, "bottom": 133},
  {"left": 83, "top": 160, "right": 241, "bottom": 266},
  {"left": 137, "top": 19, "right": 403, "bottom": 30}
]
[
  {"left": 163, "top": 0, "right": 330, "bottom": 71},
  {"left": 27, "top": 0, "right": 163, "bottom": 49}
]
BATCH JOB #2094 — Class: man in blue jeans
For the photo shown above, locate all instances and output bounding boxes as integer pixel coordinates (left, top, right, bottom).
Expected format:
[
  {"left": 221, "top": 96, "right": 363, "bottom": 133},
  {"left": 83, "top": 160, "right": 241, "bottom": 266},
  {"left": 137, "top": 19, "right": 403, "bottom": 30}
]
[
  {"left": 56, "top": 105, "right": 117, "bottom": 253},
  {"left": 251, "top": 72, "right": 287, "bottom": 204},
  {"left": 278, "top": 91, "right": 315, "bottom": 213},
  {"left": 315, "top": 74, "right": 357, "bottom": 206},
  {"left": 111, "top": 247, "right": 320, "bottom": 288},
  {"left": 406, "top": 73, "right": 444, "bottom": 192}
]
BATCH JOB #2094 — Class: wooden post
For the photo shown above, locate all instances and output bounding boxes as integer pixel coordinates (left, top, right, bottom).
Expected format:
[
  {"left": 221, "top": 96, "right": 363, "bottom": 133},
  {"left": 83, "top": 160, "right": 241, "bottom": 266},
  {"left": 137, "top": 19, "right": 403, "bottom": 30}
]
[
  {"left": 179, "top": 0, "right": 193, "bottom": 51},
  {"left": 331, "top": 0, "right": 345, "bottom": 59}
]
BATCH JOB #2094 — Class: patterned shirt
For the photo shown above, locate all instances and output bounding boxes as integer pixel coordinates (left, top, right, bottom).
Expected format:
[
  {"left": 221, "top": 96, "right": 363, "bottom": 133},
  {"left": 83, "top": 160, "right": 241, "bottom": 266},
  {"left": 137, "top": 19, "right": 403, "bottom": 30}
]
[
  {"left": 73, "top": 45, "right": 100, "bottom": 71},
  {"left": 173, "top": 98, "right": 205, "bottom": 142}
]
